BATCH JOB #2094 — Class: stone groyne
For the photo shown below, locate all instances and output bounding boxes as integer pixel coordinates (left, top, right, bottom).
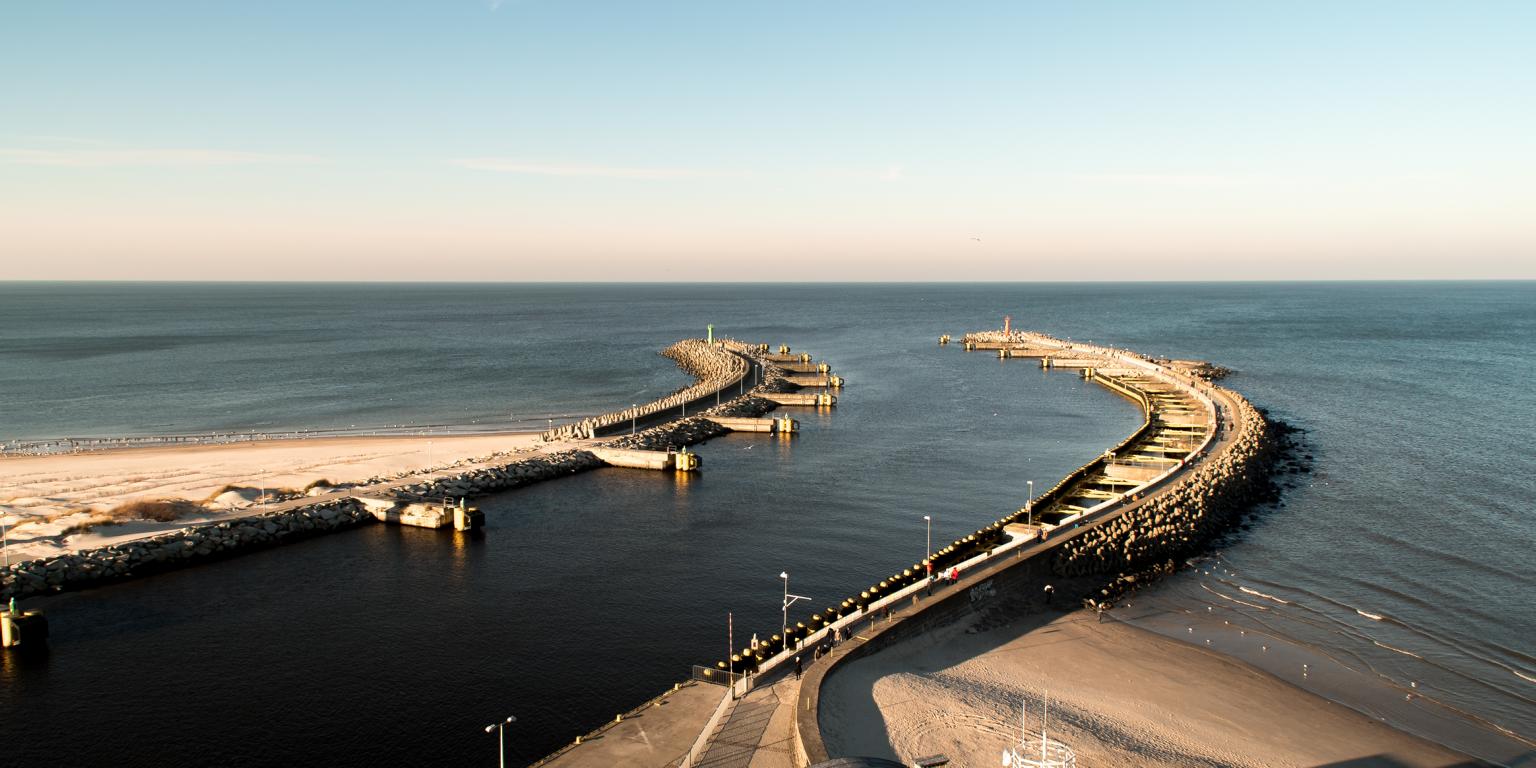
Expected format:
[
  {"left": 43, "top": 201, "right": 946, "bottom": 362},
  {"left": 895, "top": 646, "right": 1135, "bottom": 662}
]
[
  {"left": 2, "top": 500, "right": 373, "bottom": 599},
  {"left": 1052, "top": 393, "right": 1277, "bottom": 581},
  {"left": 540, "top": 339, "right": 750, "bottom": 441}
]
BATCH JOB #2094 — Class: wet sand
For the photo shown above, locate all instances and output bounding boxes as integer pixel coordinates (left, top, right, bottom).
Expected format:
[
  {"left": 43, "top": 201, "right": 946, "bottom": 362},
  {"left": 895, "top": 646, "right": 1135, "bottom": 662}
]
[{"left": 819, "top": 609, "right": 1479, "bottom": 767}]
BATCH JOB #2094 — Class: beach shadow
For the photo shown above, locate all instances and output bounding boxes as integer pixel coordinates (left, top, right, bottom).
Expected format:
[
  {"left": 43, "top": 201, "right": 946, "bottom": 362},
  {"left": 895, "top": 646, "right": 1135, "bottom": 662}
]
[
  {"left": 1309, "top": 758, "right": 1494, "bottom": 768},
  {"left": 820, "top": 602, "right": 1072, "bottom": 760}
]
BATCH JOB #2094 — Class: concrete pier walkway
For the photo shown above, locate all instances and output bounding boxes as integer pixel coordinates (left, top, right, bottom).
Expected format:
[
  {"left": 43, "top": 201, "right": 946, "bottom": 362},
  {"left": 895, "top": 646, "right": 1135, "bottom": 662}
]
[
  {"left": 535, "top": 682, "right": 724, "bottom": 768},
  {"left": 694, "top": 673, "right": 803, "bottom": 768}
]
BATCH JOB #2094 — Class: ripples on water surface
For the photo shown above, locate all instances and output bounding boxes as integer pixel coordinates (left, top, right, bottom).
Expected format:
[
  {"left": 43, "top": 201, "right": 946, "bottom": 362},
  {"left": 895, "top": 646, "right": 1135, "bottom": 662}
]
[{"left": 1, "top": 282, "right": 1532, "bottom": 764}]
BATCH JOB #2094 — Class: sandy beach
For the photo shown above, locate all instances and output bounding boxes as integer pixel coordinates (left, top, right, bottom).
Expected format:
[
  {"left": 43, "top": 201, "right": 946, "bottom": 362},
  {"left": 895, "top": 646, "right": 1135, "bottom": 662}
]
[
  {"left": 819, "top": 609, "right": 1478, "bottom": 768},
  {"left": 0, "top": 431, "right": 546, "bottom": 562}
]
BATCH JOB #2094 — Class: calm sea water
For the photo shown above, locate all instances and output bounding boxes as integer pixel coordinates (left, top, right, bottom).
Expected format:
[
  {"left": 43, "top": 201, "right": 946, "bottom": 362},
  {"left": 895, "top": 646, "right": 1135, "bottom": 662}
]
[{"left": 1, "top": 282, "right": 1532, "bottom": 765}]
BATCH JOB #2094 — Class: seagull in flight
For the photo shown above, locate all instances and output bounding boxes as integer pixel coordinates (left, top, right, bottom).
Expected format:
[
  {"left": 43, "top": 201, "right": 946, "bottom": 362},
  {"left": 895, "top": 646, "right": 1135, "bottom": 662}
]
[{"left": 970, "top": 237, "right": 982, "bottom": 242}]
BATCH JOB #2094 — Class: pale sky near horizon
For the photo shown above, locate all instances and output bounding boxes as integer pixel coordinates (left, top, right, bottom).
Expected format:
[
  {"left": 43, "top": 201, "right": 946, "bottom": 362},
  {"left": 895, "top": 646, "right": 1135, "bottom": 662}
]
[{"left": 2, "top": 1, "right": 1532, "bottom": 281}]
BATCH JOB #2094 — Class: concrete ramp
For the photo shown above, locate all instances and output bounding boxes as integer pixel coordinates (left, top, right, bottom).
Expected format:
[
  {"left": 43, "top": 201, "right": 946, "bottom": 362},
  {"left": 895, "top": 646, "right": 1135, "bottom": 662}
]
[
  {"left": 1104, "top": 463, "right": 1162, "bottom": 482},
  {"left": 707, "top": 417, "right": 781, "bottom": 433},
  {"left": 1160, "top": 414, "right": 1208, "bottom": 428},
  {"left": 589, "top": 447, "right": 702, "bottom": 471},
  {"left": 777, "top": 361, "right": 828, "bottom": 374},
  {"left": 785, "top": 375, "right": 842, "bottom": 388},
  {"left": 761, "top": 392, "right": 835, "bottom": 406},
  {"left": 355, "top": 496, "right": 453, "bottom": 528}
]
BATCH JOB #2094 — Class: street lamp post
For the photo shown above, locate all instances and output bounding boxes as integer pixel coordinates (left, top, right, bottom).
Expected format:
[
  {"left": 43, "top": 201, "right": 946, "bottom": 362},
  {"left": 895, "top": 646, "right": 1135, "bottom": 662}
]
[
  {"left": 484, "top": 715, "right": 516, "bottom": 768},
  {"left": 1026, "top": 480, "right": 1034, "bottom": 526},
  {"left": 780, "top": 571, "right": 810, "bottom": 652},
  {"left": 923, "top": 515, "right": 931, "bottom": 563}
]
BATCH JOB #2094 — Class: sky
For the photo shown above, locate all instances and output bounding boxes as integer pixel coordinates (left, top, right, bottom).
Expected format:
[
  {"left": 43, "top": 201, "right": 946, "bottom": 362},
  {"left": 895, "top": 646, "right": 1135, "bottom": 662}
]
[{"left": 2, "top": 1, "right": 1533, "bottom": 281}]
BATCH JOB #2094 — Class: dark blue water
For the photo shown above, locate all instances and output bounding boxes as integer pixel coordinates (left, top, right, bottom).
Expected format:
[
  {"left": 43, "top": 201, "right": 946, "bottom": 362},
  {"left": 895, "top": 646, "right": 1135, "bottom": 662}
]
[{"left": 1, "top": 282, "right": 1532, "bottom": 764}]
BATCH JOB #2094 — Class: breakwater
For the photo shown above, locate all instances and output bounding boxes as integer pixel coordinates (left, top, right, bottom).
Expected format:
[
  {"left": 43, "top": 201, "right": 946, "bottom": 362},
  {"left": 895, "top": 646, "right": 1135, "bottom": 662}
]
[
  {"left": 780, "top": 328, "right": 1283, "bottom": 766},
  {"left": 1, "top": 338, "right": 805, "bottom": 604},
  {"left": 0, "top": 447, "right": 609, "bottom": 602},
  {"left": 1052, "top": 392, "right": 1278, "bottom": 580},
  {"left": 540, "top": 339, "right": 751, "bottom": 441},
  {"left": 710, "top": 329, "right": 1239, "bottom": 674},
  {"left": 1, "top": 499, "right": 373, "bottom": 599}
]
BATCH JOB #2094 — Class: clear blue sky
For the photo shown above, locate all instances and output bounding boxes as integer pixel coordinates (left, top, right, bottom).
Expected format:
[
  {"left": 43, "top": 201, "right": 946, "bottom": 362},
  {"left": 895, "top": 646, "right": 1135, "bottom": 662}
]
[{"left": 2, "top": 1, "right": 1532, "bottom": 280}]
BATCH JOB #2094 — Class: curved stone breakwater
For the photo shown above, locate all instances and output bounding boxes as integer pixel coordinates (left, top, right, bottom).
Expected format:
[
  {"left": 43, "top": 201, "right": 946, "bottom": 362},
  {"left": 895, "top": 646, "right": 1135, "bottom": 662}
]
[
  {"left": 786, "top": 328, "right": 1291, "bottom": 767},
  {"left": 540, "top": 339, "right": 750, "bottom": 441},
  {"left": 0, "top": 339, "right": 800, "bottom": 603},
  {"left": 1052, "top": 394, "right": 1278, "bottom": 581}
]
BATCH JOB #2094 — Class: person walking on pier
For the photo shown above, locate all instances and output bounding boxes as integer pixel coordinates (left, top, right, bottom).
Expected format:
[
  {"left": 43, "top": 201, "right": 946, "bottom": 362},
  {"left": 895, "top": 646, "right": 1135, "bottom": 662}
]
[{"left": 794, "top": 656, "right": 803, "bottom": 680}]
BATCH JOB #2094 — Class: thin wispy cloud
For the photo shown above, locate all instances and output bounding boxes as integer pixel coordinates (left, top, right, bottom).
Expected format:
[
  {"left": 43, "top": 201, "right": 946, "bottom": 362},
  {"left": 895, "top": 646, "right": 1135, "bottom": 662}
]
[
  {"left": 0, "top": 147, "right": 321, "bottom": 168},
  {"left": 452, "top": 158, "right": 707, "bottom": 179},
  {"left": 1074, "top": 173, "right": 1248, "bottom": 189}
]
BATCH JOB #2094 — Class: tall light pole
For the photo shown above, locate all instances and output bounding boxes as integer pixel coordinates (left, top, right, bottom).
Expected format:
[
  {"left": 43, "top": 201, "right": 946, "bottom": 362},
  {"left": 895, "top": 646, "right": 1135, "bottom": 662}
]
[
  {"left": 1026, "top": 480, "right": 1034, "bottom": 526},
  {"left": 923, "top": 515, "right": 931, "bottom": 564},
  {"left": 780, "top": 571, "right": 810, "bottom": 652},
  {"left": 484, "top": 715, "right": 516, "bottom": 768},
  {"left": 2, "top": 512, "right": 11, "bottom": 569}
]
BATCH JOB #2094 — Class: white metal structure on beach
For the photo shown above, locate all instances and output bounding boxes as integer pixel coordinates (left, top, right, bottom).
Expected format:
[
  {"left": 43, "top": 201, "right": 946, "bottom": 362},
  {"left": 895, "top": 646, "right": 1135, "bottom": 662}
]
[{"left": 1001, "top": 696, "right": 1077, "bottom": 768}]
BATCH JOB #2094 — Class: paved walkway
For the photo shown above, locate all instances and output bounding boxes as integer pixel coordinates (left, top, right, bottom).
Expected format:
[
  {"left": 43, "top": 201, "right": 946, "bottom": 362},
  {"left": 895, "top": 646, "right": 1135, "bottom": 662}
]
[
  {"left": 540, "top": 681, "right": 725, "bottom": 768},
  {"left": 697, "top": 673, "right": 803, "bottom": 768}
]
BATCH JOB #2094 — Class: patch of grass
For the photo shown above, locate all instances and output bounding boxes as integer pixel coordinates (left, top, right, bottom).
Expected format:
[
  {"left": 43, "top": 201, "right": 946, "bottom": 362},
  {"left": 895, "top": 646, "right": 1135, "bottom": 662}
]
[
  {"left": 58, "top": 512, "right": 115, "bottom": 536},
  {"left": 203, "top": 484, "right": 244, "bottom": 502},
  {"left": 105, "top": 498, "right": 202, "bottom": 523}
]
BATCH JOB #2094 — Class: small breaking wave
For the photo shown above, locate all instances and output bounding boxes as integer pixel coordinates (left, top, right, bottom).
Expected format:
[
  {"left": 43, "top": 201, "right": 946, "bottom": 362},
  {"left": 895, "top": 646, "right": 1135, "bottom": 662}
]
[
  {"left": 1372, "top": 640, "right": 1424, "bottom": 659},
  {"left": 1200, "top": 583, "right": 1269, "bottom": 611},
  {"left": 1356, "top": 609, "right": 1385, "bottom": 621},
  {"left": 1238, "top": 586, "right": 1292, "bottom": 605}
]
